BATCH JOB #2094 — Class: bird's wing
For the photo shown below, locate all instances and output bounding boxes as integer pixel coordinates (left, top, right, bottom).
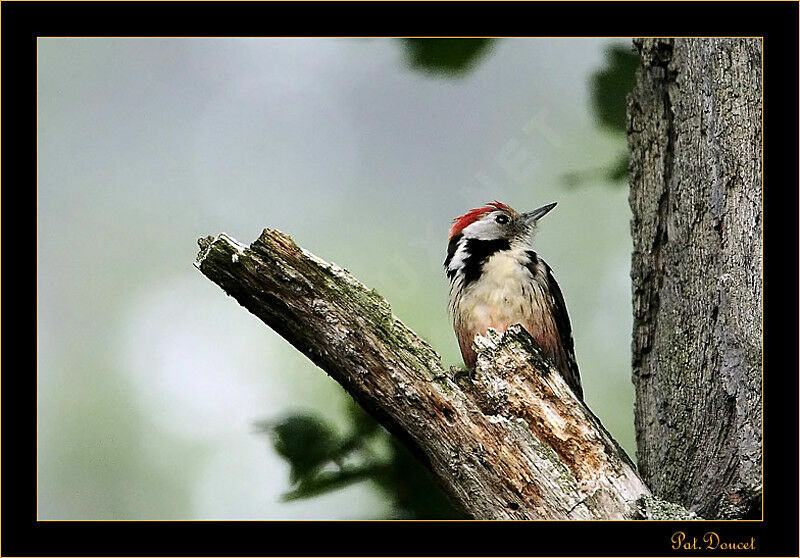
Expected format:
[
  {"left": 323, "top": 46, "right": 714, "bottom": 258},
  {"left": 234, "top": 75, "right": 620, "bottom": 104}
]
[{"left": 541, "top": 261, "right": 583, "bottom": 399}]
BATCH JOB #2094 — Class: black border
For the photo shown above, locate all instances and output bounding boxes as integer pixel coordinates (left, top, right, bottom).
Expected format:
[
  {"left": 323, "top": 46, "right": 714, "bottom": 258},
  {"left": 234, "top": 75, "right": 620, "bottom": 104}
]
[{"left": 5, "top": 1, "right": 798, "bottom": 556}]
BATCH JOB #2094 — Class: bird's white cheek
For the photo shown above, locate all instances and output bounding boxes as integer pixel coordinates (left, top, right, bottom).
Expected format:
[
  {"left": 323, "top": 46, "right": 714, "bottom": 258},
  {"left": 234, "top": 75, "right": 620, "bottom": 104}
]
[{"left": 460, "top": 219, "right": 502, "bottom": 240}]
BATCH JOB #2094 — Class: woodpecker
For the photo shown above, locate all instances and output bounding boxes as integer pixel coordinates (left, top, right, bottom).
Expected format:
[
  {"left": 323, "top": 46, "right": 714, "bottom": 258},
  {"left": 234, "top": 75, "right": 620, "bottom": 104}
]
[{"left": 444, "top": 201, "right": 582, "bottom": 399}]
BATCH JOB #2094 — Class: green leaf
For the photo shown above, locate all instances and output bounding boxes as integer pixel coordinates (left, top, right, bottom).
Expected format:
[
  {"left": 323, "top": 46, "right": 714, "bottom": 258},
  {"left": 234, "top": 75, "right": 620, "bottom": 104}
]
[
  {"left": 344, "top": 396, "right": 379, "bottom": 437},
  {"left": 281, "top": 464, "right": 389, "bottom": 501},
  {"left": 400, "top": 39, "right": 496, "bottom": 77},
  {"left": 261, "top": 413, "right": 341, "bottom": 484},
  {"left": 605, "top": 152, "right": 629, "bottom": 182},
  {"left": 590, "top": 45, "right": 640, "bottom": 132}
]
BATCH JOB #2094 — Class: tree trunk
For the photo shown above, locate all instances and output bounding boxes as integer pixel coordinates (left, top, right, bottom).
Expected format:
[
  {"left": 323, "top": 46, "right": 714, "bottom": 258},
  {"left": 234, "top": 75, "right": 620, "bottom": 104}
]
[
  {"left": 627, "top": 38, "right": 762, "bottom": 519},
  {"left": 194, "top": 231, "right": 689, "bottom": 520}
]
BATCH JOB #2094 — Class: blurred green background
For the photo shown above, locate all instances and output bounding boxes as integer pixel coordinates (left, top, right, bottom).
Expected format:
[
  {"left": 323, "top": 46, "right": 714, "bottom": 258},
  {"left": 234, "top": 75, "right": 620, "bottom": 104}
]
[{"left": 37, "top": 38, "right": 638, "bottom": 519}]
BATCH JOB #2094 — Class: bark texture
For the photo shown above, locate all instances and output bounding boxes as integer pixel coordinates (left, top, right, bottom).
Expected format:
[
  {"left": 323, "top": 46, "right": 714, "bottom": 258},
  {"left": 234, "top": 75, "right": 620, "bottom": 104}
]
[
  {"left": 627, "top": 38, "right": 762, "bottom": 519},
  {"left": 195, "top": 230, "right": 653, "bottom": 519}
]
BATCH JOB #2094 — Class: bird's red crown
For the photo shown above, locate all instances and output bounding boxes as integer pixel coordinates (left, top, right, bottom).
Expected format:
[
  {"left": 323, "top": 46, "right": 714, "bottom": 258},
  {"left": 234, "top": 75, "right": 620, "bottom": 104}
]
[{"left": 448, "top": 201, "right": 513, "bottom": 240}]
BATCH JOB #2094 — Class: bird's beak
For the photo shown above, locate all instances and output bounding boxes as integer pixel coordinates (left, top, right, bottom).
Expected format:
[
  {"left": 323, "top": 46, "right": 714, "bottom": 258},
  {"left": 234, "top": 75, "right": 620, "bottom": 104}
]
[{"left": 523, "top": 202, "right": 557, "bottom": 223}]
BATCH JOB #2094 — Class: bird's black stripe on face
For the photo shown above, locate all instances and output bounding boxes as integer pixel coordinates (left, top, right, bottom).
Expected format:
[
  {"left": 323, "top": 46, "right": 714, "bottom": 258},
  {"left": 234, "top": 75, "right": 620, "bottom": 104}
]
[
  {"left": 460, "top": 238, "right": 511, "bottom": 286},
  {"left": 444, "top": 233, "right": 462, "bottom": 277}
]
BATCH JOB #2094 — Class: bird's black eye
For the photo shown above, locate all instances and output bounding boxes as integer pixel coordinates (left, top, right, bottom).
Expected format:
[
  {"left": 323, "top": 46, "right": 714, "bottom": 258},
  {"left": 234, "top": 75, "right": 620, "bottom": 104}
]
[{"left": 495, "top": 214, "right": 509, "bottom": 225}]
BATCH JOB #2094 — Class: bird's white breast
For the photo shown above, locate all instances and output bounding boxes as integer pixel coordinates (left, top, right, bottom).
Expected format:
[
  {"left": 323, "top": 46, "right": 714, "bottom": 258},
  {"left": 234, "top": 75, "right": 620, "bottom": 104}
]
[{"left": 453, "top": 246, "right": 551, "bottom": 336}]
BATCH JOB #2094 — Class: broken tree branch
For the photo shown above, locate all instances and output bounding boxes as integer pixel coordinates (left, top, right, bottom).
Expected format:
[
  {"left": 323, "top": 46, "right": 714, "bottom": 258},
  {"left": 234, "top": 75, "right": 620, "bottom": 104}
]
[{"left": 195, "top": 229, "right": 662, "bottom": 519}]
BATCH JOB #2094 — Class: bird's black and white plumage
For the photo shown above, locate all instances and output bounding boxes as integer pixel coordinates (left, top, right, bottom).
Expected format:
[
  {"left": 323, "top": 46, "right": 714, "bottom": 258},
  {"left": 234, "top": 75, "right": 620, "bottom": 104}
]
[{"left": 444, "top": 201, "right": 582, "bottom": 399}]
